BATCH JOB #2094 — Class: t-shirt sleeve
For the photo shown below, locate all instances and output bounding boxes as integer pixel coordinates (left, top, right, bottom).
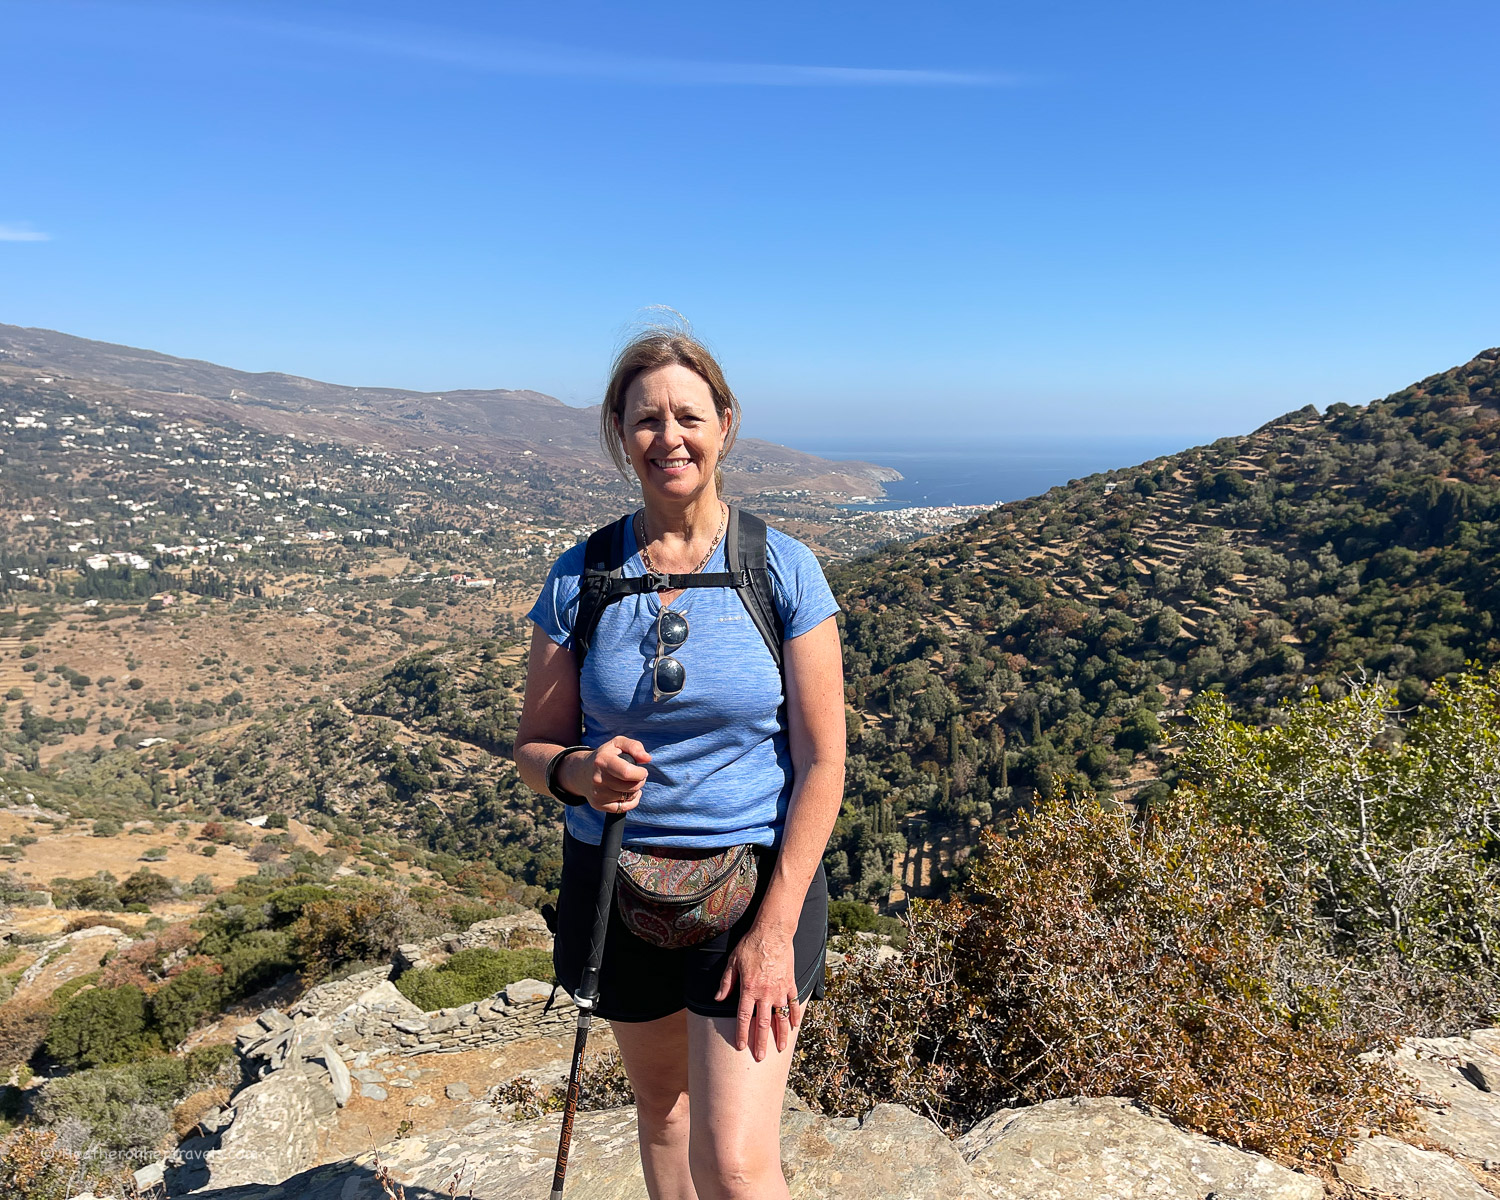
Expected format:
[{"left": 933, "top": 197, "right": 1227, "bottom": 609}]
[
  {"left": 526, "top": 542, "right": 587, "bottom": 649},
  {"left": 765, "top": 529, "right": 840, "bottom": 641}
]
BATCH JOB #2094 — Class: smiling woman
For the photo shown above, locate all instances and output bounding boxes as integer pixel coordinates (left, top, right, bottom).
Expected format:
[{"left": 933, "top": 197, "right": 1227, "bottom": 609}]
[
  {"left": 599, "top": 331, "right": 741, "bottom": 495},
  {"left": 514, "top": 323, "right": 846, "bottom": 1199}
]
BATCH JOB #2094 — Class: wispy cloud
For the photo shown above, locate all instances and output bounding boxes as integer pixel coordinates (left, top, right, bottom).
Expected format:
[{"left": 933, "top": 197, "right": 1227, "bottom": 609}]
[
  {"left": 240, "top": 14, "right": 1018, "bottom": 89},
  {"left": 0, "top": 224, "right": 49, "bottom": 243}
]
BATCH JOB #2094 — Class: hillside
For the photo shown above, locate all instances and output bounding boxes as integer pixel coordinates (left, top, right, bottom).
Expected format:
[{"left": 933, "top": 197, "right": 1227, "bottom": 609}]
[
  {"left": 826, "top": 348, "right": 1500, "bottom": 902},
  {"left": 0, "top": 322, "right": 900, "bottom": 507}
]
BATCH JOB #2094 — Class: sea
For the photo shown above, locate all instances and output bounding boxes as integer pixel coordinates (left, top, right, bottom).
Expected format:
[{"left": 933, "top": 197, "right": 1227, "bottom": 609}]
[{"left": 798, "top": 437, "right": 1184, "bottom": 511}]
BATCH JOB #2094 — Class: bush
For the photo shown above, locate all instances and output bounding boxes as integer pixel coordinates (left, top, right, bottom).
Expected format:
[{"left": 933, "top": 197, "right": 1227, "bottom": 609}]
[
  {"left": 45, "top": 985, "right": 159, "bottom": 1069},
  {"left": 0, "top": 1129, "right": 81, "bottom": 1200},
  {"left": 792, "top": 792, "right": 1407, "bottom": 1159},
  {"left": 150, "top": 967, "right": 224, "bottom": 1047},
  {"left": 290, "top": 887, "right": 441, "bottom": 980},
  {"left": 1182, "top": 670, "right": 1500, "bottom": 1032},
  {"left": 827, "top": 900, "right": 878, "bottom": 934},
  {"left": 34, "top": 1044, "right": 233, "bottom": 1162},
  {"left": 118, "top": 868, "right": 174, "bottom": 908},
  {"left": 395, "top": 947, "right": 554, "bottom": 1012},
  {"left": 0, "top": 1003, "right": 51, "bottom": 1071},
  {"left": 63, "top": 874, "right": 121, "bottom": 911},
  {"left": 90, "top": 819, "right": 121, "bottom": 839},
  {"left": 215, "top": 929, "right": 294, "bottom": 999}
]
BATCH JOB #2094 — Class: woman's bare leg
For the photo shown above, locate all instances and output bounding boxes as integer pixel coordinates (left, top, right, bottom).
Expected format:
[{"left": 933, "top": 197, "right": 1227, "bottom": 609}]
[
  {"left": 610, "top": 1012, "right": 698, "bottom": 1200},
  {"left": 685, "top": 1013, "right": 798, "bottom": 1200}
]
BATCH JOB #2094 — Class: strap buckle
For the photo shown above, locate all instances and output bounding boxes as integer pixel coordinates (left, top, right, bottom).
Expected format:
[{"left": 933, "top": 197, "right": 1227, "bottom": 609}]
[{"left": 643, "top": 571, "right": 670, "bottom": 592}]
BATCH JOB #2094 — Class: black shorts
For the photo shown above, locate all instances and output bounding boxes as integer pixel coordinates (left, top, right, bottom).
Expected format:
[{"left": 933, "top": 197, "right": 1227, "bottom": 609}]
[{"left": 553, "top": 830, "right": 828, "bottom": 1023}]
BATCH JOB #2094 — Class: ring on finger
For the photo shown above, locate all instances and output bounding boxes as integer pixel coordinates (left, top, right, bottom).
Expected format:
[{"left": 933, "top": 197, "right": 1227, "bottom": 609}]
[{"left": 773, "top": 1005, "right": 790, "bottom": 1018}]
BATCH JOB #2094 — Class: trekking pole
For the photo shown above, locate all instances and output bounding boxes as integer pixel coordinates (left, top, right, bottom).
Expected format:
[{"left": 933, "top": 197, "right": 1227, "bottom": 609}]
[{"left": 550, "top": 807, "right": 627, "bottom": 1199}]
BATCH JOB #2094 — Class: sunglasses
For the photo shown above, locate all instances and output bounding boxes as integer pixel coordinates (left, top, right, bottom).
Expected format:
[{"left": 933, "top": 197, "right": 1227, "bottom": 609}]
[{"left": 652, "top": 608, "right": 689, "bottom": 701}]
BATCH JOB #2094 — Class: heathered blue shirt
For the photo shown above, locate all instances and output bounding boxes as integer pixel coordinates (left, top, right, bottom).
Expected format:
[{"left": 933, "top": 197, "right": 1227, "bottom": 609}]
[{"left": 527, "top": 515, "right": 839, "bottom": 850}]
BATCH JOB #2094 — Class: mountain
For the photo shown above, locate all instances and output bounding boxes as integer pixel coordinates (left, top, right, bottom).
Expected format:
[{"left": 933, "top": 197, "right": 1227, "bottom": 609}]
[
  {"left": 823, "top": 348, "right": 1500, "bottom": 903},
  {"left": 0, "top": 322, "right": 899, "bottom": 502}
]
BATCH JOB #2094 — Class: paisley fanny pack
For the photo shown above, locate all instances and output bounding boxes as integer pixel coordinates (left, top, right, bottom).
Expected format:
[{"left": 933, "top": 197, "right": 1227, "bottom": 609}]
[{"left": 615, "top": 844, "right": 759, "bottom": 949}]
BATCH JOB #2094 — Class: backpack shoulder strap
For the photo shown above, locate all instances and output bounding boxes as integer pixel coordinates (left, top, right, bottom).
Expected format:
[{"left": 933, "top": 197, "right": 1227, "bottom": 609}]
[
  {"left": 572, "top": 515, "right": 631, "bottom": 669},
  {"left": 725, "top": 507, "right": 785, "bottom": 673}
]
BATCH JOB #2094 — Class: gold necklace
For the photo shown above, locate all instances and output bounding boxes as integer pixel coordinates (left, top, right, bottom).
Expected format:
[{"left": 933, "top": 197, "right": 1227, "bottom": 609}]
[{"left": 637, "top": 505, "right": 726, "bottom": 578}]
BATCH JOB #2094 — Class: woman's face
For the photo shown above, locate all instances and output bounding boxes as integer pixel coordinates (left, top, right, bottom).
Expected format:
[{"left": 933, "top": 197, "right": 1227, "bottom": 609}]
[{"left": 617, "top": 364, "right": 731, "bottom": 504}]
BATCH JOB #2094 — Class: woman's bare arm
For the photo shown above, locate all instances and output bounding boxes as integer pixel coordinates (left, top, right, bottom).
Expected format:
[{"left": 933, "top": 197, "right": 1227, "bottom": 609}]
[{"left": 514, "top": 623, "right": 648, "bottom": 811}]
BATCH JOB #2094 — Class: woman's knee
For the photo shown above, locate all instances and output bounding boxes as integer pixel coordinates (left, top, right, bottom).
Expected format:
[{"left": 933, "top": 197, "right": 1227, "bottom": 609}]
[
  {"left": 632, "top": 1078, "right": 691, "bottom": 1137},
  {"left": 688, "top": 1130, "right": 781, "bottom": 1198}
]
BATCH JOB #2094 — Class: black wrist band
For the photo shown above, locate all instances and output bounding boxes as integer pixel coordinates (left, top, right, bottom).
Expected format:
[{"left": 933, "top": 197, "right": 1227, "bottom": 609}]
[{"left": 546, "top": 744, "right": 592, "bottom": 806}]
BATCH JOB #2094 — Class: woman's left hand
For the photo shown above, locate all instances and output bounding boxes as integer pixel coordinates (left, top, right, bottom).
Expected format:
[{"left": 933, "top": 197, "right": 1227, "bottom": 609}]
[{"left": 715, "top": 921, "right": 801, "bottom": 1061}]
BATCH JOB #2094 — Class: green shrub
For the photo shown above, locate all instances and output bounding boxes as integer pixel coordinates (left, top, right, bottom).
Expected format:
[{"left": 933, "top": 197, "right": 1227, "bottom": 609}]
[
  {"left": 45, "top": 985, "right": 159, "bottom": 1069},
  {"left": 34, "top": 1044, "right": 233, "bottom": 1161},
  {"left": 63, "top": 874, "right": 122, "bottom": 911},
  {"left": 828, "top": 900, "right": 878, "bottom": 933},
  {"left": 141, "top": 846, "right": 169, "bottom": 861},
  {"left": 49, "top": 970, "right": 101, "bottom": 1008},
  {"left": 396, "top": 947, "right": 554, "bottom": 1012},
  {"left": 150, "top": 967, "right": 224, "bottom": 1047},
  {"left": 446, "top": 901, "right": 505, "bottom": 930},
  {"left": 1182, "top": 670, "right": 1500, "bottom": 1032},
  {"left": 90, "top": 818, "right": 121, "bottom": 838},
  {"left": 118, "top": 868, "right": 174, "bottom": 907},
  {"left": 216, "top": 929, "right": 294, "bottom": 999},
  {"left": 793, "top": 792, "right": 1406, "bottom": 1160}
]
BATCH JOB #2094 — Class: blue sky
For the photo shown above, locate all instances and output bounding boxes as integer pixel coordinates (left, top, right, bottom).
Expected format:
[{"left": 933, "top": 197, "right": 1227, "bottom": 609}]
[{"left": 3, "top": 0, "right": 1497, "bottom": 449}]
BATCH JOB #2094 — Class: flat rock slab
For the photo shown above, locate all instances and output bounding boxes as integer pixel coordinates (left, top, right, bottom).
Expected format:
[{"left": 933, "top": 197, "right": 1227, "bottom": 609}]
[
  {"left": 198, "top": 1070, "right": 336, "bottom": 1190},
  {"left": 1338, "top": 1135, "right": 1493, "bottom": 1200},
  {"left": 957, "top": 1097, "right": 1323, "bottom": 1200},
  {"left": 1392, "top": 1036, "right": 1500, "bottom": 1161},
  {"left": 175, "top": 1104, "right": 986, "bottom": 1199}
]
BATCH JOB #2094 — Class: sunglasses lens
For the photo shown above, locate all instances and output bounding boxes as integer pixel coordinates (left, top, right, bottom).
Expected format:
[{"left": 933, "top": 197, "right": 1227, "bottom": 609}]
[
  {"left": 658, "top": 610, "right": 689, "bottom": 649},
  {"left": 654, "top": 656, "right": 686, "bottom": 697}
]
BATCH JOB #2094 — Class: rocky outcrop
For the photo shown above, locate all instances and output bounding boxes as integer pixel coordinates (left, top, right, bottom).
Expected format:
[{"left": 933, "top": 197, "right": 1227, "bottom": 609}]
[
  {"left": 190, "top": 1068, "right": 337, "bottom": 1190},
  {"left": 1337, "top": 1136, "right": 1493, "bottom": 1200},
  {"left": 160, "top": 1100, "right": 991, "bottom": 1199},
  {"left": 1390, "top": 1033, "right": 1500, "bottom": 1162},
  {"left": 14, "top": 923, "right": 132, "bottom": 990},
  {"left": 957, "top": 1096, "right": 1323, "bottom": 1200},
  {"left": 145, "top": 914, "right": 1500, "bottom": 1200},
  {"left": 174, "top": 976, "right": 576, "bottom": 1195}
]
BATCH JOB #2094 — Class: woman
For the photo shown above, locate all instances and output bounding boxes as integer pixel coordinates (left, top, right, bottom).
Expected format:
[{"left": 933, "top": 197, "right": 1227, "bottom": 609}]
[{"left": 514, "top": 327, "right": 845, "bottom": 1200}]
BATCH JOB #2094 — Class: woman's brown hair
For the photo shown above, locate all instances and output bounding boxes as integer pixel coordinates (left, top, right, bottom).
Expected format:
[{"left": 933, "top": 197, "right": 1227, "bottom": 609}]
[{"left": 600, "top": 325, "right": 741, "bottom": 492}]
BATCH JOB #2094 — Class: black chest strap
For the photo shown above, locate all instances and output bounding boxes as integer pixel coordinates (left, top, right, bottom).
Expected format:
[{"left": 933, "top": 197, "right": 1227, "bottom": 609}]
[{"left": 572, "top": 506, "right": 785, "bottom": 674}]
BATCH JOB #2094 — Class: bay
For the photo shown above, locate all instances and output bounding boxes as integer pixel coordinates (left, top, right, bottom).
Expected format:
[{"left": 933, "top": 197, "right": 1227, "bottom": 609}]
[{"left": 800, "top": 437, "right": 1184, "bottom": 510}]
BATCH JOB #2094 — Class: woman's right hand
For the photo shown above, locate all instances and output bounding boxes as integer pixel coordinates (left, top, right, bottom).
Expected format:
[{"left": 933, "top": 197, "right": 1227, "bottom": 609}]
[{"left": 558, "top": 737, "right": 651, "bottom": 813}]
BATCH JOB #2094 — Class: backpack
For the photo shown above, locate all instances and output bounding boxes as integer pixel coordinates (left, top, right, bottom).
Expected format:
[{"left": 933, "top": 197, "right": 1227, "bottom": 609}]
[{"left": 571, "top": 506, "right": 785, "bottom": 676}]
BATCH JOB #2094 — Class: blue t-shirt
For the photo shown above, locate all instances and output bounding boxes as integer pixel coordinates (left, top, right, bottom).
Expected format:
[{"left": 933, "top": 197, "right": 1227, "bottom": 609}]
[{"left": 527, "top": 515, "right": 839, "bottom": 850}]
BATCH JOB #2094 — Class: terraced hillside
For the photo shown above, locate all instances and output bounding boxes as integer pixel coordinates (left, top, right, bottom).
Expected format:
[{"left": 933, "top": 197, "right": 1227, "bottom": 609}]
[{"left": 825, "top": 349, "right": 1500, "bottom": 904}]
